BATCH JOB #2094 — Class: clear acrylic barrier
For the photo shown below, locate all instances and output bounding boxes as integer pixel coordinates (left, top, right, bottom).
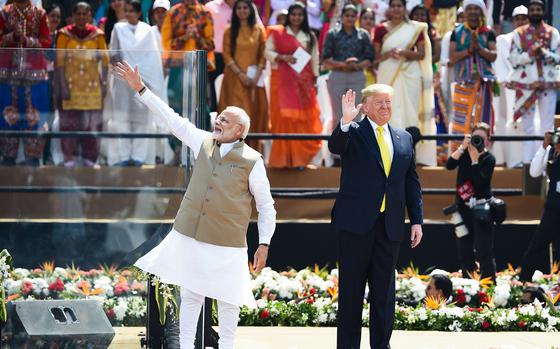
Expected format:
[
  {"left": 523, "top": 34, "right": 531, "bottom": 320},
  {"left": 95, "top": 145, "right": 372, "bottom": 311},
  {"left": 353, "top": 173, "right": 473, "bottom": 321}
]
[{"left": 0, "top": 47, "right": 196, "bottom": 268}]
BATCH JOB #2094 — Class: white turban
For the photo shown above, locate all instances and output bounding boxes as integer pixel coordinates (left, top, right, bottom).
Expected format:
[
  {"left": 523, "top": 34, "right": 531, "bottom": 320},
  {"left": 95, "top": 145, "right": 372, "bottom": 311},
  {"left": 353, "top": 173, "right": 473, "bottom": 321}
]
[{"left": 463, "top": 0, "right": 486, "bottom": 12}]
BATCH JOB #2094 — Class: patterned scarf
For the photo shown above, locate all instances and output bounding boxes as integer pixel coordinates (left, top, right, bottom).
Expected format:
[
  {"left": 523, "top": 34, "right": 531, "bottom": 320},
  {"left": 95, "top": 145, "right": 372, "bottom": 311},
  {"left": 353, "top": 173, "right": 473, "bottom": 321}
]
[
  {"left": 510, "top": 22, "right": 558, "bottom": 122},
  {"left": 66, "top": 24, "right": 99, "bottom": 40},
  {"left": 453, "top": 23, "right": 495, "bottom": 83},
  {"left": 169, "top": 0, "right": 213, "bottom": 51}
]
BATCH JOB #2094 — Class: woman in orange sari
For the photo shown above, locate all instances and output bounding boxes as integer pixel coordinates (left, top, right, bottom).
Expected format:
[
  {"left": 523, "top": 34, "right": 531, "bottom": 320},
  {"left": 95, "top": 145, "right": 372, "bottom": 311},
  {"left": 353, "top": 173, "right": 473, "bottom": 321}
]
[
  {"left": 265, "top": 2, "right": 322, "bottom": 169},
  {"left": 219, "top": 0, "right": 268, "bottom": 152}
]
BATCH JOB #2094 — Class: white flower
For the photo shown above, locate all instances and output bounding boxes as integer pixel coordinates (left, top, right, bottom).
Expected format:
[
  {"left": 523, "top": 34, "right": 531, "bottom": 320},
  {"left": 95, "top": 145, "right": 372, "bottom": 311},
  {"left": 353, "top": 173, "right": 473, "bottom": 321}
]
[
  {"left": 493, "top": 284, "right": 511, "bottom": 307},
  {"left": 416, "top": 307, "right": 428, "bottom": 321},
  {"left": 330, "top": 269, "right": 338, "bottom": 278},
  {"left": 441, "top": 306, "right": 464, "bottom": 318},
  {"left": 256, "top": 299, "right": 267, "bottom": 309},
  {"left": 448, "top": 320, "right": 463, "bottom": 332},
  {"left": 532, "top": 270, "right": 544, "bottom": 282},
  {"left": 519, "top": 304, "right": 536, "bottom": 317},
  {"left": 506, "top": 309, "right": 518, "bottom": 322},
  {"left": 114, "top": 299, "right": 128, "bottom": 321},
  {"left": 3, "top": 279, "right": 22, "bottom": 295},
  {"left": 94, "top": 276, "right": 114, "bottom": 297},
  {"left": 32, "top": 278, "right": 49, "bottom": 297},
  {"left": 12, "top": 268, "right": 30, "bottom": 279},
  {"left": 316, "top": 313, "right": 328, "bottom": 324},
  {"left": 54, "top": 267, "right": 68, "bottom": 279}
]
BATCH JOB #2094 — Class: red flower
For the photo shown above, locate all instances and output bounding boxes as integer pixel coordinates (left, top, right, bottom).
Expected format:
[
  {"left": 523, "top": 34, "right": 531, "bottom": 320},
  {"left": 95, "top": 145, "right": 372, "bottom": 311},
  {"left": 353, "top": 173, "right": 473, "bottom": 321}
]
[
  {"left": 482, "top": 321, "right": 491, "bottom": 329},
  {"left": 517, "top": 321, "right": 526, "bottom": 329},
  {"left": 309, "top": 288, "right": 317, "bottom": 295},
  {"left": 48, "top": 278, "right": 65, "bottom": 292},
  {"left": 259, "top": 309, "right": 270, "bottom": 319},
  {"left": 307, "top": 297, "right": 315, "bottom": 304},
  {"left": 477, "top": 291, "right": 489, "bottom": 304},
  {"left": 454, "top": 289, "right": 466, "bottom": 305},
  {"left": 105, "top": 308, "right": 115, "bottom": 319}
]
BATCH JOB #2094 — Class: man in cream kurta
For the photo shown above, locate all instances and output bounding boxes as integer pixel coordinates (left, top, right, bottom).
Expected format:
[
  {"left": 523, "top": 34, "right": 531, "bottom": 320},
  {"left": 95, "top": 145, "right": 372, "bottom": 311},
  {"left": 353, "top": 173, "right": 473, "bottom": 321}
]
[
  {"left": 113, "top": 62, "right": 276, "bottom": 349},
  {"left": 508, "top": 0, "right": 560, "bottom": 163},
  {"left": 492, "top": 5, "right": 527, "bottom": 167}
]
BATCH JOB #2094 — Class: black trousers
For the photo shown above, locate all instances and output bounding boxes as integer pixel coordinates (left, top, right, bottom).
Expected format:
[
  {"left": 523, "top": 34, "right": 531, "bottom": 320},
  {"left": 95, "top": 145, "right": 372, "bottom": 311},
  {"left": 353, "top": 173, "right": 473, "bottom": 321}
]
[
  {"left": 519, "top": 206, "right": 560, "bottom": 281},
  {"left": 337, "top": 215, "right": 400, "bottom": 349},
  {"left": 208, "top": 52, "right": 225, "bottom": 112},
  {"left": 455, "top": 205, "right": 496, "bottom": 280}
]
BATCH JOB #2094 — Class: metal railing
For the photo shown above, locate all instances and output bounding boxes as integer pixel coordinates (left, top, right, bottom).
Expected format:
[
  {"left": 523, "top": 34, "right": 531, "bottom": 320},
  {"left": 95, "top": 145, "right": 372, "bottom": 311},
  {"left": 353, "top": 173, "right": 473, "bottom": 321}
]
[
  {"left": 0, "top": 186, "right": 523, "bottom": 198},
  {"left": 0, "top": 130, "right": 546, "bottom": 142}
]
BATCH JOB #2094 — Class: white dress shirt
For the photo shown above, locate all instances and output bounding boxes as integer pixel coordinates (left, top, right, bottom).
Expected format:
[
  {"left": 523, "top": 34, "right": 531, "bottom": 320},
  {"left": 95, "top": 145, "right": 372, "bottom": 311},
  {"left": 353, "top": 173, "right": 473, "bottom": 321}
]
[
  {"left": 137, "top": 88, "right": 276, "bottom": 244},
  {"left": 494, "top": 33, "right": 514, "bottom": 83},
  {"left": 529, "top": 145, "right": 551, "bottom": 178},
  {"left": 340, "top": 118, "right": 394, "bottom": 161}
]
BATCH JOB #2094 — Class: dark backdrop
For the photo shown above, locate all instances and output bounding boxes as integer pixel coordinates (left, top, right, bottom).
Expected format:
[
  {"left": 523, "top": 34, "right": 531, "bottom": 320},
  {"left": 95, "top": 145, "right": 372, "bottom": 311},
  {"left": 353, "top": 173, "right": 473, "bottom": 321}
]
[{"left": 1, "top": 222, "right": 556, "bottom": 274}]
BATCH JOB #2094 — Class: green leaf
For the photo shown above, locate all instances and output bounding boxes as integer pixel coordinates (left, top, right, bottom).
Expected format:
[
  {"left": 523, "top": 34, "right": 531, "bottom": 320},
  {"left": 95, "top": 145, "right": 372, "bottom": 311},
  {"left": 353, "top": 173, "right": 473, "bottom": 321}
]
[
  {"left": 1, "top": 288, "right": 7, "bottom": 323},
  {"left": 154, "top": 279, "right": 167, "bottom": 325}
]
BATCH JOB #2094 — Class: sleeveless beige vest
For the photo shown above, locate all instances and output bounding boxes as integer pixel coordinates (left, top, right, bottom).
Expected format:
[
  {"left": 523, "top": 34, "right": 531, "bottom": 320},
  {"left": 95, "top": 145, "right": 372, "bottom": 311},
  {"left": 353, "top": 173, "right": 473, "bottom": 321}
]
[{"left": 173, "top": 138, "right": 261, "bottom": 248}]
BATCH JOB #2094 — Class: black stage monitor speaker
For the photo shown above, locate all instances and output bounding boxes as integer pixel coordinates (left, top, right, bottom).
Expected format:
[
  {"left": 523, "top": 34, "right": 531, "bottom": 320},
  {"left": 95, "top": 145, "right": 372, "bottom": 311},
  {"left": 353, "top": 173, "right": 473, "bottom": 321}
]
[{"left": 1, "top": 299, "right": 115, "bottom": 348}]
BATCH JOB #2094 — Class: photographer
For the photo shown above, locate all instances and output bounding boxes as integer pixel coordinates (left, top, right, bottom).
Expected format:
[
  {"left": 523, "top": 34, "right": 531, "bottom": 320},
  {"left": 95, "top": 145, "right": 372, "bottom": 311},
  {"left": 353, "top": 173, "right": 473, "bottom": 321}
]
[
  {"left": 519, "top": 129, "right": 560, "bottom": 282},
  {"left": 446, "top": 123, "right": 497, "bottom": 280}
]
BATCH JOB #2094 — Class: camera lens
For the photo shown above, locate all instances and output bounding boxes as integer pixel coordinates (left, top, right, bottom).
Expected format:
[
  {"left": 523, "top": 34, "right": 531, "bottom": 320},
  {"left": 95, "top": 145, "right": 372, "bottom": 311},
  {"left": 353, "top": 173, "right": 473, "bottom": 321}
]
[{"left": 471, "top": 135, "right": 485, "bottom": 152}]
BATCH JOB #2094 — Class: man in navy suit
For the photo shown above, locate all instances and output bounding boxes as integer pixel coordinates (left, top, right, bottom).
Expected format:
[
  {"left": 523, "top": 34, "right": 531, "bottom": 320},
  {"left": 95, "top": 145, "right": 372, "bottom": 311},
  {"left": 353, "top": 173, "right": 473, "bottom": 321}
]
[{"left": 329, "top": 84, "right": 424, "bottom": 349}]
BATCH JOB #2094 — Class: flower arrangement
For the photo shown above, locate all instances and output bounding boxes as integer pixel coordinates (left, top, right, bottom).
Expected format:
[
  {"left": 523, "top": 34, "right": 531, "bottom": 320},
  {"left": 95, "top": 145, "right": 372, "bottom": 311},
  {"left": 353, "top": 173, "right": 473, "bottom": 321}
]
[
  {"left": 2, "top": 258, "right": 559, "bottom": 330},
  {"left": 0, "top": 249, "right": 14, "bottom": 322}
]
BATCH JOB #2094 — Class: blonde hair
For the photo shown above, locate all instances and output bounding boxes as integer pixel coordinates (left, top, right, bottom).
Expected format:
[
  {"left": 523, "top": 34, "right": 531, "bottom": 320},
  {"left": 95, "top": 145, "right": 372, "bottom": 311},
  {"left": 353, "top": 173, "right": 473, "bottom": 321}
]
[
  {"left": 361, "top": 84, "right": 394, "bottom": 103},
  {"left": 225, "top": 106, "right": 251, "bottom": 139}
]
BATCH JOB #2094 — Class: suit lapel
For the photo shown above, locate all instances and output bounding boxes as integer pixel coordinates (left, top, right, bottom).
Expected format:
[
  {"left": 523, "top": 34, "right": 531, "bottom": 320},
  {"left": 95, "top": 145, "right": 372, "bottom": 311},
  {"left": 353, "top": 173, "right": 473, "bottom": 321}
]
[
  {"left": 358, "top": 118, "right": 384, "bottom": 173},
  {"left": 388, "top": 124, "right": 401, "bottom": 179}
]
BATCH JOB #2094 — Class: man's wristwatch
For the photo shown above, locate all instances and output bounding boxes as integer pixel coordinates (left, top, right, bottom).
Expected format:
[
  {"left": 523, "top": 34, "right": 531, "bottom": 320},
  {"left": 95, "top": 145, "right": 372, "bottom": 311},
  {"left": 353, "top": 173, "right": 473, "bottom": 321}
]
[{"left": 259, "top": 243, "right": 269, "bottom": 247}]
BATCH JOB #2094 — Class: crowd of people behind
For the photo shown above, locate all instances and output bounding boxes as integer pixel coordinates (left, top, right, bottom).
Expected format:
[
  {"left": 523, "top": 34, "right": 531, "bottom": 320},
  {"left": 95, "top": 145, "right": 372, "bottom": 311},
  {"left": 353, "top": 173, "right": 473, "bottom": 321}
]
[{"left": 0, "top": 0, "right": 559, "bottom": 168}]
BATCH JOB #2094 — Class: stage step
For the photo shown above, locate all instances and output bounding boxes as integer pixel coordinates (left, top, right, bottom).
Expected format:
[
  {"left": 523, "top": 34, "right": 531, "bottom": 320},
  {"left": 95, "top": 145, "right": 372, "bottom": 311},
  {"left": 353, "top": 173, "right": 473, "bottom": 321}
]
[{"left": 0, "top": 165, "right": 544, "bottom": 221}]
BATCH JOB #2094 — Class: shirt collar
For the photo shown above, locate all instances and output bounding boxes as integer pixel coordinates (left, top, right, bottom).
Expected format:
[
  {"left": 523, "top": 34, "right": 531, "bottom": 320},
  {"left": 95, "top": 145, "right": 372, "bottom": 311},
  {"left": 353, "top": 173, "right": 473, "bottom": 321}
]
[
  {"left": 286, "top": 26, "right": 303, "bottom": 38},
  {"left": 367, "top": 118, "right": 389, "bottom": 135}
]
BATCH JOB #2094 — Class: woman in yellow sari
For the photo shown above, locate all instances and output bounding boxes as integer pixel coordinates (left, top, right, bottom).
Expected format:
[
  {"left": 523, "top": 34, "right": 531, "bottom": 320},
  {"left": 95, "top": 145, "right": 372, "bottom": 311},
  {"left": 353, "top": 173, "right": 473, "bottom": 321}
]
[{"left": 373, "top": 0, "right": 436, "bottom": 166}]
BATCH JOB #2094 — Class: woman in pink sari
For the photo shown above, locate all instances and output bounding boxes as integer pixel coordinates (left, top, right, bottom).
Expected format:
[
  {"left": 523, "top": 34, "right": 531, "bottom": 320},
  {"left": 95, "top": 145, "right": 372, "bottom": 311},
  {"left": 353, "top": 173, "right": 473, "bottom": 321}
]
[{"left": 265, "top": 2, "right": 322, "bottom": 168}]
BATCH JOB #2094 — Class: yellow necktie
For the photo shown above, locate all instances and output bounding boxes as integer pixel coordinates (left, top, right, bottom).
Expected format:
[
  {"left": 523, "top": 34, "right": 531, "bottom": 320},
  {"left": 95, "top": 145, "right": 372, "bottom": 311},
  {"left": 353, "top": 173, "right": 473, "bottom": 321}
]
[{"left": 376, "top": 126, "right": 391, "bottom": 212}]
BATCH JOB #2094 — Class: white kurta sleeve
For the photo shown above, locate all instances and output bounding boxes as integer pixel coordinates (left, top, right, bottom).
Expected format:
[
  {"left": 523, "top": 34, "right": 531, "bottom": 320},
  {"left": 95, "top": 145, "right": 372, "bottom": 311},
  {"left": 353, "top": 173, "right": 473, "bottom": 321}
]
[
  {"left": 137, "top": 88, "right": 211, "bottom": 157},
  {"left": 544, "top": 28, "right": 560, "bottom": 64},
  {"left": 508, "top": 32, "right": 533, "bottom": 66},
  {"left": 529, "top": 146, "right": 550, "bottom": 178},
  {"left": 248, "top": 157, "right": 276, "bottom": 245}
]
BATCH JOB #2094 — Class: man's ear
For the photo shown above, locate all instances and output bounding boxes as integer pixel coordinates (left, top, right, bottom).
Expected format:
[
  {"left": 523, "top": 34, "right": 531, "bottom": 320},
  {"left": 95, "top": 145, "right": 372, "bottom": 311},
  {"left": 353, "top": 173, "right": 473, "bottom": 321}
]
[{"left": 362, "top": 102, "right": 369, "bottom": 116}]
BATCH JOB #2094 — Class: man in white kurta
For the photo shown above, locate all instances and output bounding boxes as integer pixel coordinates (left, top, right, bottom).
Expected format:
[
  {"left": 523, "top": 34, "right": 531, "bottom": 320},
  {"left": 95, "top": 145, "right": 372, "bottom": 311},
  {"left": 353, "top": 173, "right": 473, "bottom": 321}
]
[
  {"left": 113, "top": 62, "right": 276, "bottom": 349},
  {"left": 492, "top": 5, "right": 528, "bottom": 167},
  {"left": 507, "top": 0, "right": 560, "bottom": 163}
]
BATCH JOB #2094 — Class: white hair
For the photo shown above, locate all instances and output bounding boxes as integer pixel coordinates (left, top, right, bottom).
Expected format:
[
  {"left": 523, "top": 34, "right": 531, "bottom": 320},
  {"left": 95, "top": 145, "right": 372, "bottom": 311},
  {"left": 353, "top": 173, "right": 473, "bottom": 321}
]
[{"left": 225, "top": 106, "right": 251, "bottom": 139}]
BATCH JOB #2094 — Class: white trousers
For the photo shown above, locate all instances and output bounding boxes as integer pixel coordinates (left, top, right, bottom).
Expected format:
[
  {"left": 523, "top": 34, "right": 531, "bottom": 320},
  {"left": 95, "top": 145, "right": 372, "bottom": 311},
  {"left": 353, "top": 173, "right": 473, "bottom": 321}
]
[
  {"left": 106, "top": 119, "right": 156, "bottom": 165},
  {"left": 180, "top": 287, "right": 240, "bottom": 349},
  {"left": 492, "top": 86, "right": 523, "bottom": 167},
  {"left": 518, "top": 89, "right": 557, "bottom": 163}
]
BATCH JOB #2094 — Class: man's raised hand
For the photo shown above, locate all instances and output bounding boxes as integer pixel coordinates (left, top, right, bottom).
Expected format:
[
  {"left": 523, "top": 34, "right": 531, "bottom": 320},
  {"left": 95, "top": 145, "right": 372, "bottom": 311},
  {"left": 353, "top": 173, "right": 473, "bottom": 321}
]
[
  {"left": 341, "top": 89, "right": 362, "bottom": 125},
  {"left": 112, "top": 61, "right": 144, "bottom": 92}
]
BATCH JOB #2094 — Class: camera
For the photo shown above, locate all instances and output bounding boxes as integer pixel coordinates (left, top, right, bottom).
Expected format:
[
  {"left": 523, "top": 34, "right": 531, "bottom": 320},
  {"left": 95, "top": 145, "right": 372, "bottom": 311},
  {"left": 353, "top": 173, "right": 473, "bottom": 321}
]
[
  {"left": 471, "top": 134, "right": 485, "bottom": 152},
  {"left": 442, "top": 204, "right": 469, "bottom": 238},
  {"left": 549, "top": 127, "right": 560, "bottom": 145}
]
